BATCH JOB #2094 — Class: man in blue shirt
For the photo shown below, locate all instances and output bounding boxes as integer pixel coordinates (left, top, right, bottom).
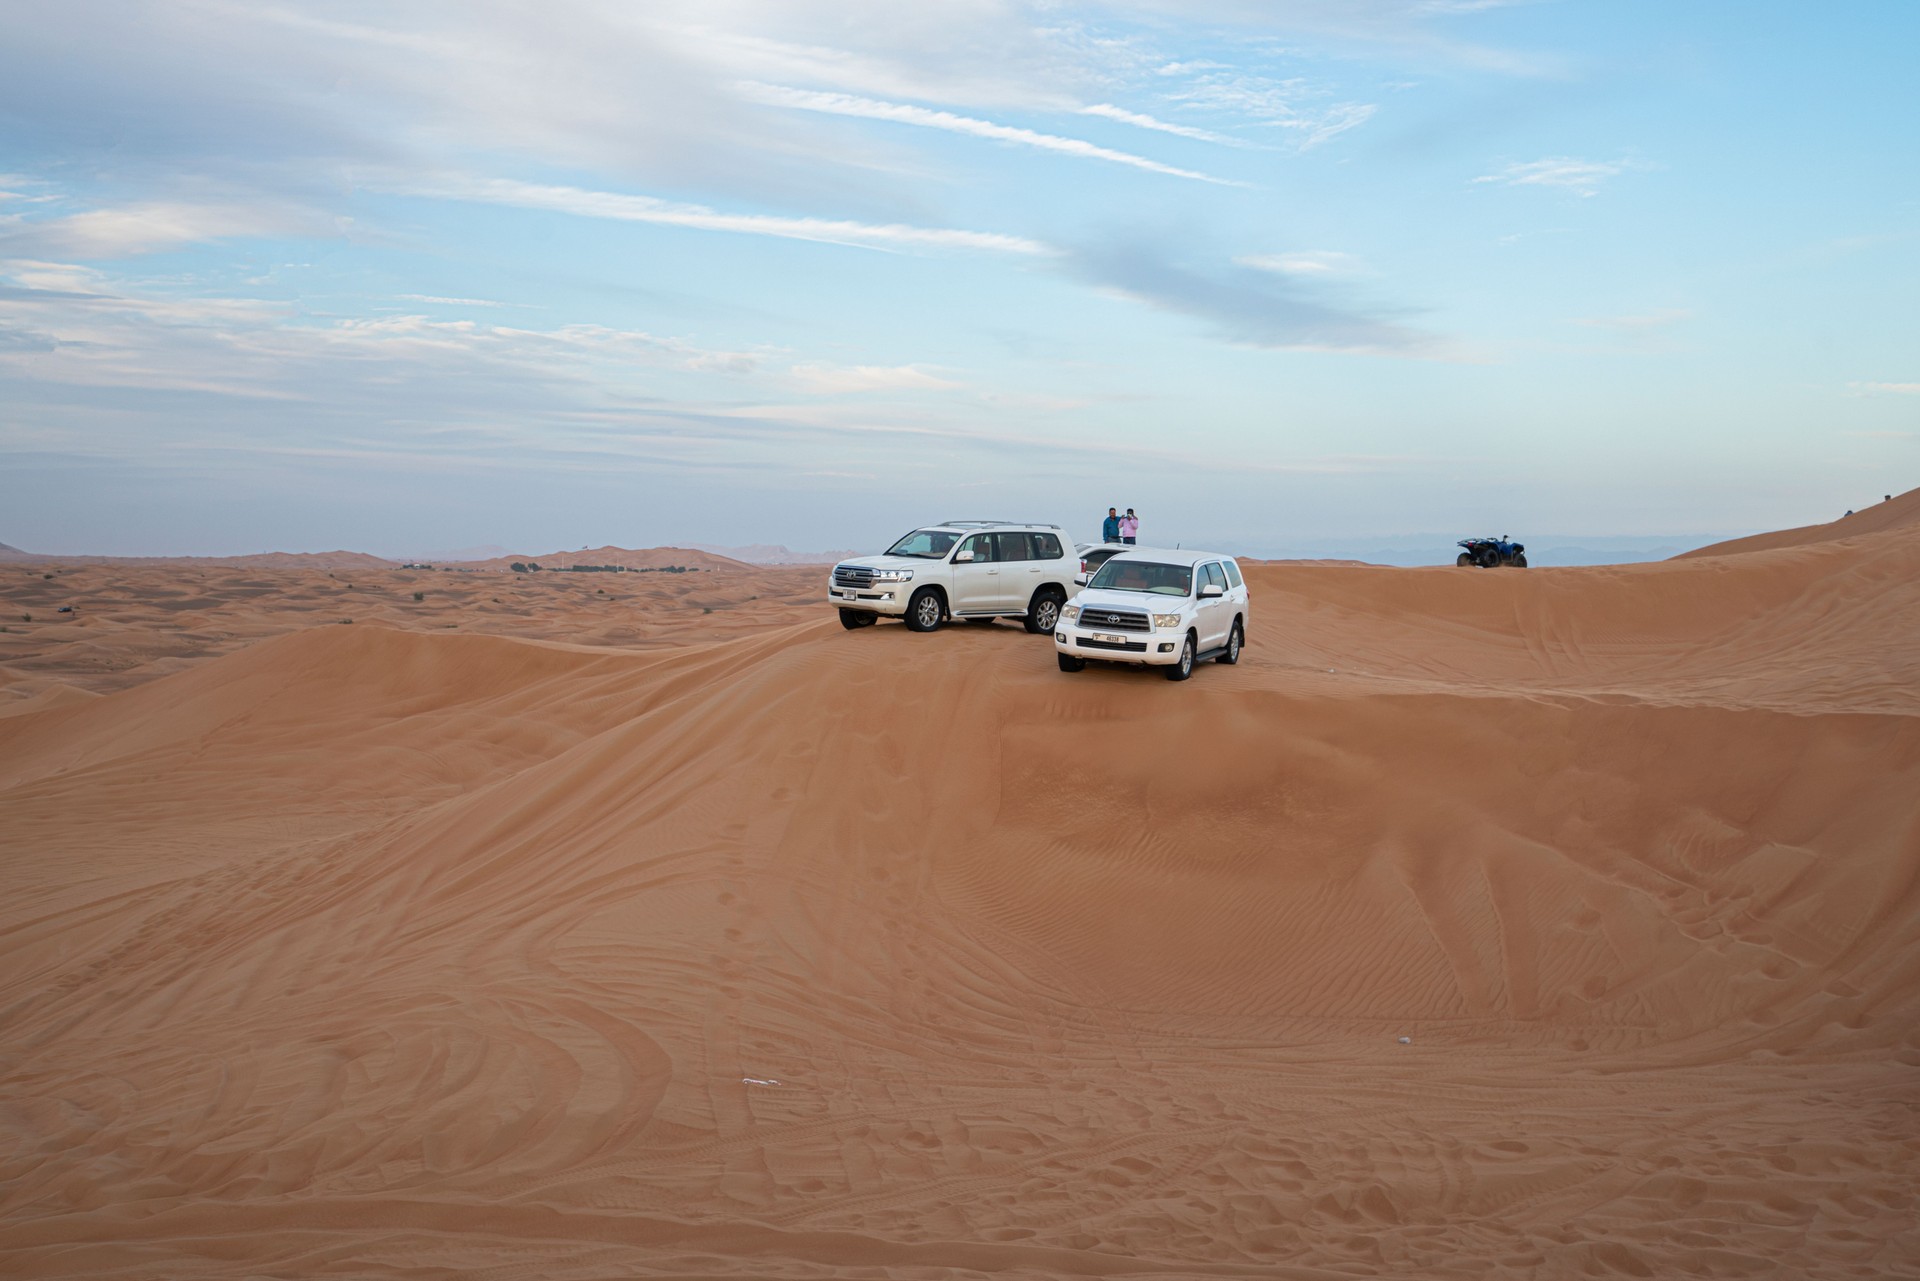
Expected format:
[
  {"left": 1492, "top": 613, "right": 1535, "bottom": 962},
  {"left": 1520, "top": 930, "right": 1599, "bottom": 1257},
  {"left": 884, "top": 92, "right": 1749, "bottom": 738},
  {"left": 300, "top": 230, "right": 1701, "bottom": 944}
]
[{"left": 1101, "top": 507, "right": 1121, "bottom": 543}]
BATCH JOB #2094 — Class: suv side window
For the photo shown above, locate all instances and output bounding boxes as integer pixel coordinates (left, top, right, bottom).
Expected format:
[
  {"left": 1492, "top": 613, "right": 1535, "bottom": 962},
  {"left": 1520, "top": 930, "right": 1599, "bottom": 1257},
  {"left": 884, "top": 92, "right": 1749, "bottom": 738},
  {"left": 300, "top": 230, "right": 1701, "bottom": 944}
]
[
  {"left": 995, "top": 532, "right": 1032, "bottom": 562},
  {"left": 1202, "top": 562, "right": 1227, "bottom": 591},
  {"left": 1222, "top": 559, "right": 1243, "bottom": 589},
  {"left": 1032, "top": 532, "right": 1063, "bottom": 560},
  {"left": 956, "top": 534, "right": 996, "bottom": 563}
]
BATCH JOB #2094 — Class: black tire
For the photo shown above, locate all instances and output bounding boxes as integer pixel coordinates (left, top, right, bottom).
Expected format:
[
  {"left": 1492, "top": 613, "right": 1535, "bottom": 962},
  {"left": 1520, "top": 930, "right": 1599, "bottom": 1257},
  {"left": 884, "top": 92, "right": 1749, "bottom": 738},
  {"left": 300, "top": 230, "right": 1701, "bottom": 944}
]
[
  {"left": 1476, "top": 550, "right": 1500, "bottom": 569},
  {"left": 904, "top": 588, "right": 944, "bottom": 632},
  {"left": 1057, "top": 653, "right": 1086, "bottom": 673},
  {"left": 1217, "top": 619, "right": 1243, "bottom": 665},
  {"left": 1511, "top": 552, "right": 1528, "bottom": 568},
  {"left": 1166, "top": 633, "right": 1196, "bottom": 681},
  {"left": 838, "top": 608, "right": 877, "bottom": 630},
  {"left": 1456, "top": 552, "right": 1474, "bottom": 567},
  {"left": 1024, "top": 590, "right": 1065, "bottom": 635}
]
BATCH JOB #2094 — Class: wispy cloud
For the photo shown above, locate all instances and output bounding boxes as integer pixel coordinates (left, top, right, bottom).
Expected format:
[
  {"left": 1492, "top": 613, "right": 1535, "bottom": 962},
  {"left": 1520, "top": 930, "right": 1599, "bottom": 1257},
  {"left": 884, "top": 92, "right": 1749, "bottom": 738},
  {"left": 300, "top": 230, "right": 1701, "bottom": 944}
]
[
  {"left": 0, "top": 199, "right": 320, "bottom": 258},
  {"left": 741, "top": 84, "right": 1242, "bottom": 185},
  {"left": 399, "top": 176, "right": 1053, "bottom": 256},
  {"left": 1077, "top": 103, "right": 1247, "bottom": 147},
  {"left": 790, "top": 362, "right": 962, "bottom": 394},
  {"left": 398, "top": 294, "right": 509, "bottom": 308},
  {"left": 1474, "top": 157, "right": 1643, "bottom": 197},
  {"left": 1239, "top": 250, "right": 1370, "bottom": 277},
  {"left": 1072, "top": 242, "right": 1442, "bottom": 357},
  {"left": 1847, "top": 381, "right": 1920, "bottom": 396},
  {"left": 1158, "top": 71, "right": 1376, "bottom": 148}
]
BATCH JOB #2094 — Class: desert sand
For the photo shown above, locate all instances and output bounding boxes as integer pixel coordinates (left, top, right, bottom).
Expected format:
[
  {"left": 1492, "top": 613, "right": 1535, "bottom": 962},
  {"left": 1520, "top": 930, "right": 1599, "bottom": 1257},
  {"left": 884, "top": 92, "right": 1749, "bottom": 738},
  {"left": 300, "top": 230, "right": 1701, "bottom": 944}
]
[{"left": 3, "top": 496, "right": 1919, "bottom": 1278}]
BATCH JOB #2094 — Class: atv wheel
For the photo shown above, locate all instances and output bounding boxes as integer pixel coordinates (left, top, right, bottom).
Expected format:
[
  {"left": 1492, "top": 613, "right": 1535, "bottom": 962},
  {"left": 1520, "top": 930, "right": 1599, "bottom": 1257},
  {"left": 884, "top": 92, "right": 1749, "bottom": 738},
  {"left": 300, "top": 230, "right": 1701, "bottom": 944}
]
[
  {"left": 1057, "top": 652, "right": 1086, "bottom": 673},
  {"left": 1217, "top": 620, "right": 1243, "bottom": 665},
  {"left": 1166, "top": 633, "right": 1196, "bottom": 681},
  {"left": 838, "top": 608, "right": 877, "bottom": 630},
  {"left": 1024, "top": 590, "right": 1065, "bottom": 635},
  {"left": 1456, "top": 552, "right": 1474, "bottom": 567},
  {"left": 1476, "top": 550, "right": 1500, "bottom": 569},
  {"left": 904, "top": 588, "right": 944, "bottom": 632},
  {"left": 1510, "top": 552, "right": 1528, "bottom": 568}
]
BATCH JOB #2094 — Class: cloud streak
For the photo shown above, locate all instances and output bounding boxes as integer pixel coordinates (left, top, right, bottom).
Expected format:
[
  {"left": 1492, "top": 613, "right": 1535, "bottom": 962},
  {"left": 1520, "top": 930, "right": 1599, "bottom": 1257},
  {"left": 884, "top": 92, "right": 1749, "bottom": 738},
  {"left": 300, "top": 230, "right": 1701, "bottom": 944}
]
[
  {"left": 742, "top": 84, "right": 1243, "bottom": 185},
  {"left": 1073, "top": 243, "right": 1440, "bottom": 357},
  {"left": 1077, "top": 103, "right": 1248, "bottom": 147},
  {"left": 400, "top": 176, "right": 1053, "bottom": 256},
  {"left": 1474, "top": 157, "right": 1642, "bottom": 197}
]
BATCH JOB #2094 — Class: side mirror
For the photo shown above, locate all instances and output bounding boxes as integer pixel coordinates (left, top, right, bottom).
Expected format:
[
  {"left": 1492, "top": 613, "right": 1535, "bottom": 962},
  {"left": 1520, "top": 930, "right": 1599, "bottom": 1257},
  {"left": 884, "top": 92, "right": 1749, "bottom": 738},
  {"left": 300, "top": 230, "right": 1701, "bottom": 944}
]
[
  {"left": 1199, "top": 583, "right": 1225, "bottom": 599},
  {"left": 1073, "top": 574, "right": 1088, "bottom": 587},
  {"left": 954, "top": 549, "right": 975, "bottom": 563}
]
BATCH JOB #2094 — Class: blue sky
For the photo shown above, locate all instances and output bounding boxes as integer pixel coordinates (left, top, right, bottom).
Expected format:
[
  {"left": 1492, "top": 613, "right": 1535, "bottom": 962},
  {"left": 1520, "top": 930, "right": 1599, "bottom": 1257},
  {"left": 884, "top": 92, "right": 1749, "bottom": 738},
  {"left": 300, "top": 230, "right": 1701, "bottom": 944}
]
[{"left": 1, "top": 1, "right": 1914, "bottom": 558}]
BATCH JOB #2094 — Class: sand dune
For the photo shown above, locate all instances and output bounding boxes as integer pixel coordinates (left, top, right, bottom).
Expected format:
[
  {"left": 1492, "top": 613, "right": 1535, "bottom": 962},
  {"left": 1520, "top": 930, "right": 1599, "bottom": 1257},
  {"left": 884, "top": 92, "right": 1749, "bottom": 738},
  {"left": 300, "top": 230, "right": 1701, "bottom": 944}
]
[
  {"left": 2, "top": 520, "right": 1918, "bottom": 1277},
  {"left": 1677, "top": 484, "right": 1920, "bottom": 558},
  {"left": 0, "top": 546, "right": 400, "bottom": 570},
  {"left": 458, "top": 545, "right": 755, "bottom": 572}
]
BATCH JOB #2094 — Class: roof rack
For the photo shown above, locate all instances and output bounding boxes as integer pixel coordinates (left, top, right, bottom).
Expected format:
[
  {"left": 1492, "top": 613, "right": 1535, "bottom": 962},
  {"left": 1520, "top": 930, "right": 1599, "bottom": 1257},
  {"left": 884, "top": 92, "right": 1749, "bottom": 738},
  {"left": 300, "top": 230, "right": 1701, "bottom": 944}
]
[{"left": 941, "top": 520, "right": 1062, "bottom": 529}]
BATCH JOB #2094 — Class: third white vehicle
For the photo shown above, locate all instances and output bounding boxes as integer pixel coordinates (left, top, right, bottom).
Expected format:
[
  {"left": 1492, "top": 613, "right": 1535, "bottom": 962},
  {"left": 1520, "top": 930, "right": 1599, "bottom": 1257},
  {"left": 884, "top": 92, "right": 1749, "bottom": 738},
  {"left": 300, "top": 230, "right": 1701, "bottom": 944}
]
[{"left": 1054, "top": 548, "right": 1249, "bottom": 681}]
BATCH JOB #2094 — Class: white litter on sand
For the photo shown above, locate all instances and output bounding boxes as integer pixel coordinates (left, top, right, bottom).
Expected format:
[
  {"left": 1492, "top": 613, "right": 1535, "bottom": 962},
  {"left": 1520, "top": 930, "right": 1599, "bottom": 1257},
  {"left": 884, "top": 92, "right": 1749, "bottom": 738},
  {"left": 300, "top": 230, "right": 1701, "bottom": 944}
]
[
  {"left": 742, "top": 1076, "right": 782, "bottom": 1086},
  {"left": 1397, "top": 1036, "right": 1412, "bottom": 1045}
]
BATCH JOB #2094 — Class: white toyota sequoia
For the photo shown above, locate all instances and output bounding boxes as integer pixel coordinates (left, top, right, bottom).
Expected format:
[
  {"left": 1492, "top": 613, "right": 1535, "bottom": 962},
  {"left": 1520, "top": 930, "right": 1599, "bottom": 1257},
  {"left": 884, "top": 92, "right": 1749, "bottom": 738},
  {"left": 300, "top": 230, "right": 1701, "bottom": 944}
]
[
  {"left": 830, "top": 522, "right": 1078, "bottom": 634},
  {"left": 1054, "top": 548, "right": 1250, "bottom": 681}
]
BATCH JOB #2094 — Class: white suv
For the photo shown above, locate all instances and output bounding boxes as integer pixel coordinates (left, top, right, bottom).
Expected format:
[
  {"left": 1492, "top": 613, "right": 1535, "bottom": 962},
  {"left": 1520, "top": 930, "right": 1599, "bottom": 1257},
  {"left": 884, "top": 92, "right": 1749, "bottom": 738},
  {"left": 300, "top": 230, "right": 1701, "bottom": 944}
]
[
  {"left": 1054, "top": 548, "right": 1249, "bottom": 681},
  {"left": 831, "top": 522, "right": 1078, "bottom": 634}
]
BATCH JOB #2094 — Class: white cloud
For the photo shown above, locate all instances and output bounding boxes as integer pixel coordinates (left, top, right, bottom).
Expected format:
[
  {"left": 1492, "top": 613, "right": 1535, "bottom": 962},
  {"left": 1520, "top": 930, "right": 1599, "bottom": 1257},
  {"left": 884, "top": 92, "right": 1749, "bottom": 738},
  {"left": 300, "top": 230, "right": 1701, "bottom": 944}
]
[
  {"left": 399, "top": 176, "right": 1053, "bottom": 257},
  {"left": 1077, "top": 103, "right": 1246, "bottom": 146},
  {"left": 0, "top": 199, "right": 319, "bottom": 258},
  {"left": 1848, "top": 381, "right": 1920, "bottom": 396},
  {"left": 1474, "top": 157, "right": 1641, "bottom": 197},
  {"left": 790, "top": 363, "right": 962, "bottom": 394},
  {"left": 741, "top": 84, "right": 1241, "bottom": 184},
  {"left": 1239, "top": 250, "right": 1369, "bottom": 277},
  {"left": 398, "top": 294, "right": 508, "bottom": 308},
  {"left": 1157, "top": 71, "right": 1377, "bottom": 148}
]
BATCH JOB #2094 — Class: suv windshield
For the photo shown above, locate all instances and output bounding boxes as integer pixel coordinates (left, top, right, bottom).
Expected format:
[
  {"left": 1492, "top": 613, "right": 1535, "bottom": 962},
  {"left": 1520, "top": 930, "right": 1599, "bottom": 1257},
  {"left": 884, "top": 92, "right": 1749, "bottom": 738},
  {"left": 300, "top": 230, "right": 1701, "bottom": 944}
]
[
  {"left": 1089, "top": 559, "right": 1191, "bottom": 595},
  {"left": 886, "top": 529, "right": 962, "bottom": 559}
]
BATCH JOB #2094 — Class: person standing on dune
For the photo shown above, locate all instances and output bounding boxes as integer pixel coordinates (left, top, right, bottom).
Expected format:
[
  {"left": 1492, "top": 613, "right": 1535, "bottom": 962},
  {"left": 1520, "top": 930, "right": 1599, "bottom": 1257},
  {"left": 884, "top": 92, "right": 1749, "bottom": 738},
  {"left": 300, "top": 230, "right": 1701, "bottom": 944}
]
[
  {"left": 1102, "top": 508, "right": 1121, "bottom": 544},
  {"left": 1120, "top": 508, "right": 1139, "bottom": 545}
]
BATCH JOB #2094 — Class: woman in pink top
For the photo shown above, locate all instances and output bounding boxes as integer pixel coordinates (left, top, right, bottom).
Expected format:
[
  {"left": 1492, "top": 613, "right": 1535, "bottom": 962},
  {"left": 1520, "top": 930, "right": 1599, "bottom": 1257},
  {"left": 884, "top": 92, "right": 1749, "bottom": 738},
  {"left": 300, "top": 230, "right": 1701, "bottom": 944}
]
[{"left": 1119, "top": 509, "right": 1139, "bottom": 544}]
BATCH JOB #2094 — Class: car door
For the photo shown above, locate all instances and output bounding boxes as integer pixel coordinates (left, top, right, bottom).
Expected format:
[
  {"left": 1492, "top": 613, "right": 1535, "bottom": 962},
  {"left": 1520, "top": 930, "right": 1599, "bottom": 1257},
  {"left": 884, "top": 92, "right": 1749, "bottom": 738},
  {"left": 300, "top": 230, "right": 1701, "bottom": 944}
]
[
  {"left": 949, "top": 533, "right": 1003, "bottom": 613},
  {"left": 1197, "top": 562, "right": 1230, "bottom": 647},
  {"left": 1222, "top": 558, "right": 1249, "bottom": 636},
  {"left": 1005, "top": 531, "right": 1046, "bottom": 610}
]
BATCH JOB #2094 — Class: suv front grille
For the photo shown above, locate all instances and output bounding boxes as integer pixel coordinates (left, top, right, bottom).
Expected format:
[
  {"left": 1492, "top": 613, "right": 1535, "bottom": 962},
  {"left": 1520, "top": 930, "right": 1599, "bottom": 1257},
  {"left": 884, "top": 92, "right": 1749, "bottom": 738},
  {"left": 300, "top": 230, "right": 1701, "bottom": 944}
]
[
  {"left": 1079, "top": 608, "right": 1150, "bottom": 632},
  {"left": 833, "top": 565, "right": 876, "bottom": 589}
]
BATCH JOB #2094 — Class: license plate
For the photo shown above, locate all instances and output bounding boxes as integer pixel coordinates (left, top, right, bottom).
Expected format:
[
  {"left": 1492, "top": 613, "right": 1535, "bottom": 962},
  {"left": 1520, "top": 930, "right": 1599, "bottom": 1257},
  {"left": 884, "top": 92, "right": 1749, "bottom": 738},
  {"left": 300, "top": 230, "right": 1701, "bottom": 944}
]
[
  {"left": 1093, "top": 632, "right": 1126, "bottom": 644},
  {"left": 836, "top": 590, "right": 856, "bottom": 599}
]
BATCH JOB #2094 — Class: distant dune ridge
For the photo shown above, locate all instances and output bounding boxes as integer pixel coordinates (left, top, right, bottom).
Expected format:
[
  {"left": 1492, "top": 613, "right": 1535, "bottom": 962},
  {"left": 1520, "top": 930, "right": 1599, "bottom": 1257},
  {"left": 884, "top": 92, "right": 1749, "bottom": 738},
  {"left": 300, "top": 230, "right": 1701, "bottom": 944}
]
[
  {"left": 456, "top": 544, "right": 754, "bottom": 572},
  {"left": 1675, "top": 485, "right": 1920, "bottom": 557},
  {"left": 2, "top": 490, "right": 1919, "bottom": 1278}
]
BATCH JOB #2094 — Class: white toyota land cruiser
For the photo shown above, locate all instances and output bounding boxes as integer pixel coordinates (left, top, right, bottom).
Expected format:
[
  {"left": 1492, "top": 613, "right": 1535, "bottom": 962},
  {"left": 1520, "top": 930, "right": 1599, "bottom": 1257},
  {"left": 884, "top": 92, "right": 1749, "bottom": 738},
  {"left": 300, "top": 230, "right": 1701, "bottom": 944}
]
[
  {"left": 831, "top": 522, "right": 1078, "bottom": 634},
  {"left": 1054, "top": 548, "right": 1250, "bottom": 681}
]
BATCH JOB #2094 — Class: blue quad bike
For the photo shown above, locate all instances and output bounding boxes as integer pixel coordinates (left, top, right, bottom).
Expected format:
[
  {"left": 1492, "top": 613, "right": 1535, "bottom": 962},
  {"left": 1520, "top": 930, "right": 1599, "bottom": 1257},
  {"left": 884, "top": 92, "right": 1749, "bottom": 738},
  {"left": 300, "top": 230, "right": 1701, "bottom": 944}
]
[{"left": 1457, "top": 536, "right": 1527, "bottom": 568}]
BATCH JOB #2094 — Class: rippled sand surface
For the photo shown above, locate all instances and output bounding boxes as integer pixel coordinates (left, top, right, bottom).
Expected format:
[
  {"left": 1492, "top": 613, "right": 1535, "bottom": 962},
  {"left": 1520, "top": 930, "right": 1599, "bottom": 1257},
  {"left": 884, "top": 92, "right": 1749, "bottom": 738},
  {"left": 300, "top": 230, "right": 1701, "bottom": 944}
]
[{"left": 3, "top": 506, "right": 1919, "bottom": 1278}]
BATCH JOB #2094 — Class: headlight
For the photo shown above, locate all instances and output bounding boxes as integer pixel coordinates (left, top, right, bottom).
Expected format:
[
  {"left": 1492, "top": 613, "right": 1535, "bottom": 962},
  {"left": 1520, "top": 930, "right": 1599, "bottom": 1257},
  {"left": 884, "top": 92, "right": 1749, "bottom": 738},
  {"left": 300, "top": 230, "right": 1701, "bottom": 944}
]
[
  {"left": 1061, "top": 604, "right": 1079, "bottom": 622},
  {"left": 873, "top": 568, "right": 915, "bottom": 582},
  {"left": 1152, "top": 612, "right": 1184, "bottom": 630}
]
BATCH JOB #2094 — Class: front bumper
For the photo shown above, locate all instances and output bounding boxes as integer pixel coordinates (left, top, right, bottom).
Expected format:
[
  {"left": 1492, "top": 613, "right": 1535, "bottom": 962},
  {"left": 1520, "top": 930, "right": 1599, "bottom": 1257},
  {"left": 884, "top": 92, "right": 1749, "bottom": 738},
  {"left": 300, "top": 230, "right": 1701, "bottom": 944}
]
[
  {"left": 1053, "top": 621, "right": 1185, "bottom": 665},
  {"left": 827, "top": 584, "right": 911, "bottom": 616}
]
